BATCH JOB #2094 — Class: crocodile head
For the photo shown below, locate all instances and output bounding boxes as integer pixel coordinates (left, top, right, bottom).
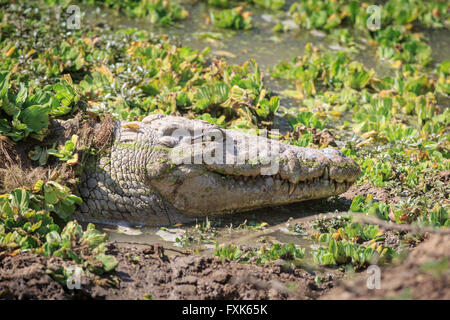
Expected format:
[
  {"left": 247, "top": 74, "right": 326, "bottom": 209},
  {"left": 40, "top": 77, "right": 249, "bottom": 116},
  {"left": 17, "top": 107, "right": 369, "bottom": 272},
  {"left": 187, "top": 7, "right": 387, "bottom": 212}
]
[
  {"left": 79, "top": 114, "right": 360, "bottom": 225},
  {"left": 134, "top": 115, "right": 359, "bottom": 213}
]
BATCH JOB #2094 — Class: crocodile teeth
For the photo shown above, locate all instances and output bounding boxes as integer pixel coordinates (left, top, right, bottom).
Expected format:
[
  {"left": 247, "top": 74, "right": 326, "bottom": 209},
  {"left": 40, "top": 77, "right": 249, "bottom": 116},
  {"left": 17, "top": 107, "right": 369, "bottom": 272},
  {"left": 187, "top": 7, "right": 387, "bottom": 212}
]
[
  {"left": 323, "top": 167, "right": 328, "bottom": 180},
  {"left": 288, "top": 182, "right": 296, "bottom": 196}
]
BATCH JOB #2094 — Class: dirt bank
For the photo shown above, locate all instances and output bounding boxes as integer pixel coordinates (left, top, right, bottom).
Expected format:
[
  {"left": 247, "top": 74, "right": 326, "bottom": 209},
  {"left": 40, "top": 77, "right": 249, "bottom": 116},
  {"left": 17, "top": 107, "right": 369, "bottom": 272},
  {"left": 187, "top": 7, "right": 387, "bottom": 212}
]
[
  {"left": 0, "top": 243, "right": 335, "bottom": 300},
  {"left": 322, "top": 233, "right": 450, "bottom": 300},
  {"left": 1, "top": 233, "right": 449, "bottom": 300}
]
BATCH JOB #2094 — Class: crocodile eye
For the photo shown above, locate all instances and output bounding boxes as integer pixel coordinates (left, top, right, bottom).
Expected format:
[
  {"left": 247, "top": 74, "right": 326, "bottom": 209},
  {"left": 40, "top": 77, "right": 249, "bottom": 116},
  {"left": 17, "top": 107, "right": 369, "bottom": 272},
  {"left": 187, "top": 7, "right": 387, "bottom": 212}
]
[
  {"left": 203, "top": 129, "right": 224, "bottom": 142},
  {"left": 159, "top": 136, "right": 178, "bottom": 148},
  {"left": 203, "top": 134, "right": 215, "bottom": 142}
]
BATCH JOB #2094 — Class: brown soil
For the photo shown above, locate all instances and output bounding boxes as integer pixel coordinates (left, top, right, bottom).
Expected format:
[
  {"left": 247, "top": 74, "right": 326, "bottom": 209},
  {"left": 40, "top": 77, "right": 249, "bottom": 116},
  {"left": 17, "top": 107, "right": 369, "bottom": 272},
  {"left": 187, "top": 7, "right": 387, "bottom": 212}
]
[
  {"left": 322, "top": 232, "right": 450, "bottom": 300},
  {"left": 340, "top": 183, "right": 404, "bottom": 204},
  {"left": 0, "top": 252, "right": 68, "bottom": 300},
  {"left": 0, "top": 243, "right": 335, "bottom": 300},
  {"left": 1, "top": 233, "right": 449, "bottom": 300}
]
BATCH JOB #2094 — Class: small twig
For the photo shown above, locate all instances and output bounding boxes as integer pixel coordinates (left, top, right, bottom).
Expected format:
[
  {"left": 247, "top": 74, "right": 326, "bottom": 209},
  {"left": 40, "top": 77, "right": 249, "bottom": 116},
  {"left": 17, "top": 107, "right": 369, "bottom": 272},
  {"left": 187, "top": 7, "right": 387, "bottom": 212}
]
[
  {"left": 350, "top": 213, "right": 450, "bottom": 234},
  {"left": 111, "top": 240, "right": 190, "bottom": 255},
  {"left": 221, "top": 211, "right": 450, "bottom": 246}
]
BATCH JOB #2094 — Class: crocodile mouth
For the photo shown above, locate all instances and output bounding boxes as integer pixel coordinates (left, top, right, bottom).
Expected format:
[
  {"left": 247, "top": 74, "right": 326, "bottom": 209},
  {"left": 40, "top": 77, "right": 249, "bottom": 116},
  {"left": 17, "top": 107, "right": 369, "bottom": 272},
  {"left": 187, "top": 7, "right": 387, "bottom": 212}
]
[
  {"left": 214, "top": 167, "right": 356, "bottom": 196},
  {"left": 151, "top": 160, "right": 359, "bottom": 217}
]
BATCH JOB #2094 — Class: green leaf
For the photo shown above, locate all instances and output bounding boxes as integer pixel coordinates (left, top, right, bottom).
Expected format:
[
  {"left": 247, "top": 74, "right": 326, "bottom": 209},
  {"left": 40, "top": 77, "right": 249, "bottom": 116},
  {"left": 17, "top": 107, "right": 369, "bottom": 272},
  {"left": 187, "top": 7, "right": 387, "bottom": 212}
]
[
  {"left": 68, "top": 194, "right": 82, "bottom": 206},
  {"left": 15, "top": 84, "right": 28, "bottom": 106},
  {"left": 0, "top": 71, "right": 10, "bottom": 98},
  {"left": 1, "top": 97, "right": 20, "bottom": 117},
  {"left": 43, "top": 184, "right": 59, "bottom": 205},
  {"left": 46, "top": 230, "right": 62, "bottom": 246},
  {"left": 20, "top": 105, "right": 49, "bottom": 133},
  {"left": 95, "top": 254, "right": 118, "bottom": 273},
  {"left": 10, "top": 188, "right": 30, "bottom": 212}
]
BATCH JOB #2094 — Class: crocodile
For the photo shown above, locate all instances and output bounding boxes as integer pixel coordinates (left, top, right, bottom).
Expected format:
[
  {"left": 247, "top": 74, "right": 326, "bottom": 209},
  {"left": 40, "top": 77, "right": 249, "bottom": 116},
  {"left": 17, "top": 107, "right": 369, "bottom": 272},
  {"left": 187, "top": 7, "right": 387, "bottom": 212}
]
[{"left": 74, "top": 114, "right": 360, "bottom": 226}]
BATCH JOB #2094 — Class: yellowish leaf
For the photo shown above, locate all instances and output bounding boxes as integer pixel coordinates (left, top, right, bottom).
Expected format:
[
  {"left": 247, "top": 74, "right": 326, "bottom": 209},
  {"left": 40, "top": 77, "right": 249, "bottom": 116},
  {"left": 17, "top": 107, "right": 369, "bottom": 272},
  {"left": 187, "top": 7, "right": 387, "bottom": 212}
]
[
  {"left": 67, "top": 153, "right": 79, "bottom": 166},
  {"left": 10, "top": 249, "right": 21, "bottom": 257},
  {"left": 328, "top": 110, "right": 342, "bottom": 118},
  {"left": 6, "top": 45, "right": 15, "bottom": 57},
  {"left": 122, "top": 123, "right": 140, "bottom": 131},
  {"left": 360, "top": 130, "right": 378, "bottom": 139},
  {"left": 94, "top": 65, "right": 114, "bottom": 82},
  {"left": 26, "top": 49, "right": 36, "bottom": 58},
  {"left": 355, "top": 137, "right": 374, "bottom": 148},
  {"left": 213, "top": 50, "right": 237, "bottom": 58}
]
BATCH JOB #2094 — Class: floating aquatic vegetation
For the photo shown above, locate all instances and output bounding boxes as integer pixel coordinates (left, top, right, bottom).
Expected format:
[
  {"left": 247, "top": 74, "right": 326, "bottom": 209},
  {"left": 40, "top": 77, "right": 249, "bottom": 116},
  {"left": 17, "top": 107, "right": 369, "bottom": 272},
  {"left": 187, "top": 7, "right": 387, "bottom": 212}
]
[
  {"left": 214, "top": 242, "right": 305, "bottom": 266},
  {"left": 285, "top": 0, "right": 449, "bottom": 66},
  {"left": 209, "top": 7, "right": 252, "bottom": 30},
  {"left": 312, "top": 237, "right": 395, "bottom": 269},
  {"left": 0, "top": 73, "right": 80, "bottom": 142},
  {"left": 207, "top": 0, "right": 285, "bottom": 10},
  {"left": 0, "top": 183, "right": 117, "bottom": 277}
]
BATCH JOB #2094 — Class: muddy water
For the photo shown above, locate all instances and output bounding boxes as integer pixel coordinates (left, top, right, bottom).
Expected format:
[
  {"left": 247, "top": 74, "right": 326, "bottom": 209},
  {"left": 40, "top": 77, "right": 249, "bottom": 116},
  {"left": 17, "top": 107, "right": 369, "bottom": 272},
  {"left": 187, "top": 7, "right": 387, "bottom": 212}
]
[
  {"left": 82, "top": 2, "right": 449, "bottom": 250},
  {"left": 100, "top": 199, "right": 343, "bottom": 256}
]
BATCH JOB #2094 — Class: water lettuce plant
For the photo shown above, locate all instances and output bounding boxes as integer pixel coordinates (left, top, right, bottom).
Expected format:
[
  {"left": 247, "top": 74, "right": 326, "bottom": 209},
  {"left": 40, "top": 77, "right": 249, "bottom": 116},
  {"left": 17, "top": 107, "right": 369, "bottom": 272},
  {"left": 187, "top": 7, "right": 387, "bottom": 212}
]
[
  {"left": 214, "top": 242, "right": 305, "bottom": 265},
  {"left": 0, "top": 74, "right": 80, "bottom": 142},
  {"left": 53, "top": 0, "right": 189, "bottom": 23},
  {"left": 310, "top": 216, "right": 396, "bottom": 269},
  {"left": 210, "top": 7, "right": 252, "bottom": 30},
  {"left": 272, "top": 42, "right": 448, "bottom": 217},
  {"left": 350, "top": 195, "right": 449, "bottom": 227},
  {"left": 0, "top": 183, "right": 117, "bottom": 276},
  {"left": 207, "top": 0, "right": 285, "bottom": 10},
  {"left": 285, "top": 0, "right": 449, "bottom": 68},
  {"left": 313, "top": 237, "right": 395, "bottom": 269}
]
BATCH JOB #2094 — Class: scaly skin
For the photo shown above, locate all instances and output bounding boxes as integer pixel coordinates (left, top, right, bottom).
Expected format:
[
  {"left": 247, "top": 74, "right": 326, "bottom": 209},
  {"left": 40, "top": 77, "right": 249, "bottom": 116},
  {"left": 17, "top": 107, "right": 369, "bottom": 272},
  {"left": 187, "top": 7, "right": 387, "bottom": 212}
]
[{"left": 76, "top": 114, "right": 361, "bottom": 226}]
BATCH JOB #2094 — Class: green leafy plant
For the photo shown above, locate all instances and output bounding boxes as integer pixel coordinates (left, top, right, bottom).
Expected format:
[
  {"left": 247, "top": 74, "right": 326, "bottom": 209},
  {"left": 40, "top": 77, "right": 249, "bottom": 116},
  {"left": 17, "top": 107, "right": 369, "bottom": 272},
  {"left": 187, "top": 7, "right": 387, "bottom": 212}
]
[
  {"left": 214, "top": 242, "right": 305, "bottom": 265},
  {"left": 289, "top": 111, "right": 327, "bottom": 130},
  {"left": 436, "top": 60, "right": 450, "bottom": 95},
  {"left": 313, "top": 237, "right": 394, "bottom": 269},
  {"left": 0, "top": 184, "right": 117, "bottom": 277},
  {"left": 210, "top": 8, "right": 252, "bottom": 30},
  {"left": 194, "top": 82, "right": 230, "bottom": 111},
  {"left": 47, "top": 134, "right": 79, "bottom": 165},
  {"left": 80, "top": 0, "right": 189, "bottom": 23},
  {"left": 253, "top": 0, "right": 285, "bottom": 10},
  {"left": 0, "top": 74, "right": 79, "bottom": 142}
]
